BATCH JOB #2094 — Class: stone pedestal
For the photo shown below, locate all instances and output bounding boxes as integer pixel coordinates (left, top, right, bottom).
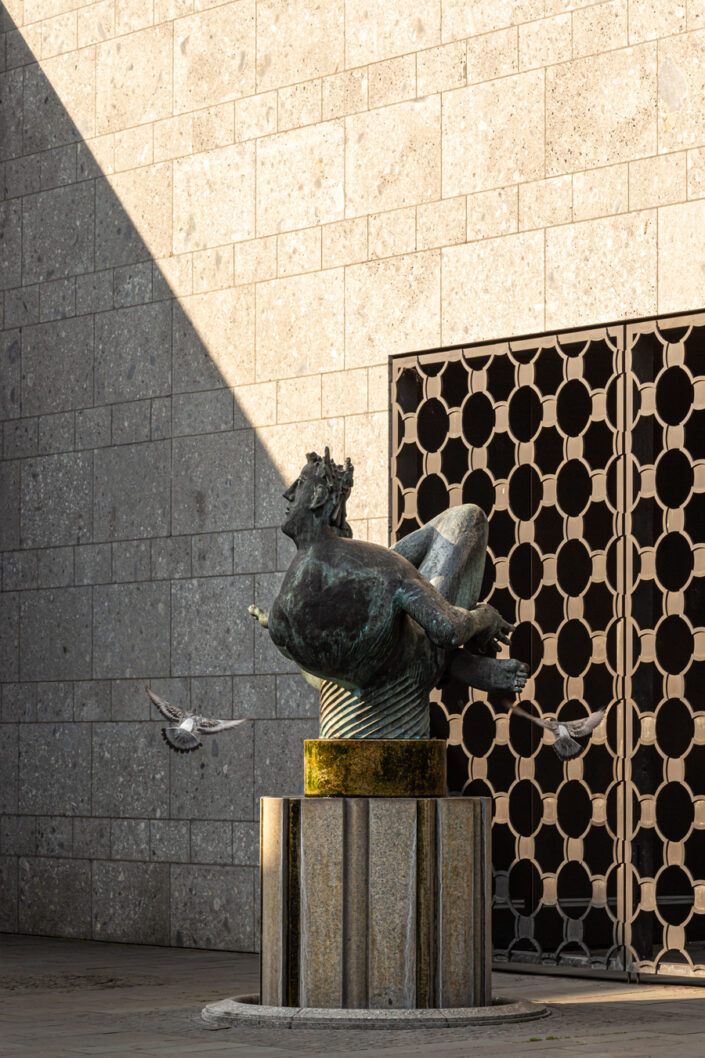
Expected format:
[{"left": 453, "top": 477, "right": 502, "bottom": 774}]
[
  {"left": 304, "top": 738, "right": 446, "bottom": 797},
  {"left": 260, "top": 795, "right": 491, "bottom": 1010}
]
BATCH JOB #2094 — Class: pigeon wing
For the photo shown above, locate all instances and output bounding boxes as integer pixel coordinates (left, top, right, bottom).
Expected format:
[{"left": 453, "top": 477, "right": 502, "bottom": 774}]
[
  {"left": 145, "top": 686, "right": 185, "bottom": 724},
  {"left": 193, "top": 716, "right": 248, "bottom": 734},
  {"left": 565, "top": 709, "right": 605, "bottom": 737}
]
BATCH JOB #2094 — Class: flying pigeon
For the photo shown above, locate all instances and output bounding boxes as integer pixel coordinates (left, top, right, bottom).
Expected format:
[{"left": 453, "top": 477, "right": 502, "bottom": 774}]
[
  {"left": 145, "top": 686, "right": 248, "bottom": 753},
  {"left": 505, "top": 700, "right": 605, "bottom": 759}
]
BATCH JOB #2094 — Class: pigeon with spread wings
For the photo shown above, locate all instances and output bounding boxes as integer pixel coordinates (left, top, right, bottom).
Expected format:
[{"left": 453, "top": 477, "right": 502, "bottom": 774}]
[
  {"left": 145, "top": 686, "right": 248, "bottom": 753},
  {"left": 506, "top": 700, "right": 605, "bottom": 760}
]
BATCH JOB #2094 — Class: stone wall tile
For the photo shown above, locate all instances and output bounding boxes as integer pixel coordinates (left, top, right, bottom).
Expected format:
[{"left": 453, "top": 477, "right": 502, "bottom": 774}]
[
  {"left": 416, "top": 196, "right": 465, "bottom": 250},
  {"left": 92, "top": 583, "right": 170, "bottom": 678},
  {"left": 75, "top": 543, "right": 112, "bottom": 585},
  {"left": 36, "top": 815, "right": 73, "bottom": 857},
  {"left": 172, "top": 390, "right": 234, "bottom": 437},
  {"left": 368, "top": 206, "right": 416, "bottom": 260},
  {"left": 170, "top": 711, "right": 252, "bottom": 820},
  {"left": 173, "top": 287, "right": 255, "bottom": 392},
  {"left": 35, "top": 681, "right": 73, "bottom": 723},
  {"left": 234, "top": 236, "right": 277, "bottom": 285},
  {"left": 572, "top": 0, "right": 628, "bottom": 58},
  {"left": 77, "top": 1, "right": 116, "bottom": 49},
  {"left": 19, "top": 722, "right": 91, "bottom": 814},
  {"left": 39, "top": 276, "right": 76, "bottom": 320},
  {"left": 96, "top": 24, "right": 172, "bottom": 134},
  {"left": 346, "top": 98, "right": 440, "bottom": 218},
  {"left": 153, "top": 254, "right": 192, "bottom": 300},
  {"left": 233, "top": 674, "right": 276, "bottom": 720},
  {"left": 154, "top": 114, "right": 193, "bottom": 162},
  {"left": 4, "top": 419, "right": 38, "bottom": 460},
  {"left": 275, "top": 673, "right": 317, "bottom": 719},
  {"left": 256, "top": 0, "right": 344, "bottom": 92},
  {"left": 173, "top": 142, "right": 254, "bottom": 253},
  {"left": 113, "top": 262, "right": 153, "bottom": 308},
  {"left": 547, "top": 44, "right": 657, "bottom": 174},
  {"left": 368, "top": 54, "right": 416, "bottom": 109},
  {"left": 255, "top": 268, "right": 344, "bottom": 381},
  {"left": 442, "top": 0, "right": 541, "bottom": 43},
  {"left": 0, "top": 857, "right": 18, "bottom": 931},
  {"left": 233, "top": 821, "right": 258, "bottom": 865},
  {"left": 417, "top": 40, "right": 466, "bottom": 96},
  {"left": 256, "top": 121, "right": 344, "bottom": 236},
  {"left": 659, "top": 199, "right": 705, "bottom": 313},
  {"left": 174, "top": 3, "right": 254, "bottom": 112},
  {"left": 190, "top": 675, "right": 232, "bottom": 718},
  {"left": 94, "top": 441, "right": 170, "bottom": 540},
  {"left": 22, "top": 184, "right": 94, "bottom": 284},
  {"left": 5, "top": 287, "right": 40, "bottom": 328},
  {"left": 344, "top": 411, "right": 389, "bottom": 520},
  {"left": 172, "top": 431, "right": 253, "bottom": 535},
  {"left": 171, "top": 575, "right": 254, "bottom": 676},
  {"left": 20, "top": 857, "right": 91, "bottom": 936},
  {"left": 0, "top": 69, "right": 23, "bottom": 161},
  {"left": 321, "top": 367, "right": 368, "bottom": 418},
  {"left": 192, "top": 533, "right": 233, "bottom": 577},
  {"left": 1, "top": 814, "right": 35, "bottom": 856},
  {"left": 442, "top": 230, "right": 544, "bottom": 346},
  {"left": 546, "top": 210, "right": 656, "bottom": 329},
  {"left": 75, "top": 271, "right": 113, "bottom": 315},
  {"left": 23, "top": 51, "right": 95, "bottom": 153},
  {"left": 151, "top": 397, "right": 172, "bottom": 441},
  {"left": 519, "top": 175, "right": 572, "bottom": 230},
  {"left": 0, "top": 724, "right": 18, "bottom": 814},
  {"left": 345, "top": 251, "right": 440, "bottom": 367},
  {"left": 192, "top": 246, "right": 234, "bottom": 294},
  {"left": 36, "top": 546, "right": 74, "bottom": 588},
  {"left": 0, "top": 331, "right": 22, "bottom": 421},
  {"left": 21, "top": 452, "right": 92, "bottom": 548},
  {"left": 111, "top": 401, "right": 152, "bottom": 446},
  {"left": 191, "top": 820, "right": 232, "bottom": 864},
  {"left": 443, "top": 71, "right": 544, "bottom": 198},
  {"left": 518, "top": 13, "right": 571, "bottom": 71},
  {"left": 113, "top": 124, "right": 153, "bottom": 171},
  {"left": 231, "top": 528, "right": 277, "bottom": 574},
  {"left": 321, "top": 217, "right": 367, "bottom": 268},
  {"left": 22, "top": 317, "right": 93, "bottom": 417},
  {"left": 112, "top": 540, "right": 151, "bottom": 583},
  {"left": 322, "top": 68, "right": 368, "bottom": 120},
  {"left": 253, "top": 718, "right": 316, "bottom": 805},
  {"left": 115, "top": 0, "right": 154, "bottom": 34},
  {"left": 232, "top": 382, "right": 277, "bottom": 428},
  {"left": 278, "top": 80, "right": 322, "bottom": 132},
  {"left": 92, "top": 860, "right": 169, "bottom": 943},
  {"left": 659, "top": 31, "right": 705, "bottom": 152},
  {"left": 111, "top": 818, "right": 150, "bottom": 860},
  {"left": 2, "top": 684, "right": 36, "bottom": 723},
  {"left": 466, "top": 186, "right": 518, "bottom": 244},
  {"left": 630, "top": 0, "right": 685, "bottom": 42},
  {"left": 95, "top": 163, "right": 172, "bottom": 268},
  {"left": 41, "top": 13, "right": 78, "bottom": 59},
  {"left": 630, "top": 153, "right": 686, "bottom": 210},
  {"left": 73, "top": 680, "right": 111, "bottom": 722},
  {"left": 573, "top": 163, "right": 628, "bottom": 221},
  {"left": 19, "top": 589, "right": 91, "bottom": 680},
  {"left": 170, "top": 863, "right": 254, "bottom": 949},
  {"left": 346, "top": 0, "right": 439, "bottom": 66},
  {"left": 73, "top": 817, "right": 111, "bottom": 859},
  {"left": 277, "top": 227, "right": 321, "bottom": 277},
  {"left": 150, "top": 820, "right": 190, "bottom": 862},
  {"left": 0, "top": 202, "right": 21, "bottom": 290},
  {"left": 276, "top": 375, "right": 321, "bottom": 424},
  {"left": 92, "top": 723, "right": 169, "bottom": 817},
  {"left": 235, "top": 92, "right": 277, "bottom": 141},
  {"left": 3, "top": 552, "right": 38, "bottom": 592},
  {"left": 151, "top": 537, "right": 191, "bottom": 581}
]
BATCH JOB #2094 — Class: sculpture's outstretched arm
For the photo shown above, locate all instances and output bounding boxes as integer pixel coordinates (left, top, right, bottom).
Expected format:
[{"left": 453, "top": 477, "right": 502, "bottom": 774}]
[{"left": 396, "top": 576, "right": 511, "bottom": 651}]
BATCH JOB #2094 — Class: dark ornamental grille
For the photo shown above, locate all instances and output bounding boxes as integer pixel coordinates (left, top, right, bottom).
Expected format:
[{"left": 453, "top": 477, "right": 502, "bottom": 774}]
[{"left": 391, "top": 315, "right": 705, "bottom": 981}]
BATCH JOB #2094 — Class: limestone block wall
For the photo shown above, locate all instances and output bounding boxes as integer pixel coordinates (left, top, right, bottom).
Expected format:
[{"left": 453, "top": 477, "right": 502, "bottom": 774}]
[{"left": 1, "top": 0, "right": 705, "bottom": 950}]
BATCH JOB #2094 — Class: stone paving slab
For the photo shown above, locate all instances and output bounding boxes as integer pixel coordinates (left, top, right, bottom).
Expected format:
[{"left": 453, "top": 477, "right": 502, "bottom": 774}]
[{"left": 1, "top": 934, "right": 704, "bottom": 1057}]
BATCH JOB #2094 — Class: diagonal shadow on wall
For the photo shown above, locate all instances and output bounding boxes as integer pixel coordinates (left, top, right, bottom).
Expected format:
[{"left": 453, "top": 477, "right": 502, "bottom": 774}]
[{"left": 0, "top": 4, "right": 322, "bottom": 952}]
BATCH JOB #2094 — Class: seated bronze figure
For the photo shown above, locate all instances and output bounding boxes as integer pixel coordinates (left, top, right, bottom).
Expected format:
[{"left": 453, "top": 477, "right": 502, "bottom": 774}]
[{"left": 250, "top": 449, "right": 528, "bottom": 739}]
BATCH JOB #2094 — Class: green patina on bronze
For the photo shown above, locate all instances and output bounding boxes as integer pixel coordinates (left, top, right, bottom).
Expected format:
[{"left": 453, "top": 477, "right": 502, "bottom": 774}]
[{"left": 304, "top": 739, "right": 446, "bottom": 797}]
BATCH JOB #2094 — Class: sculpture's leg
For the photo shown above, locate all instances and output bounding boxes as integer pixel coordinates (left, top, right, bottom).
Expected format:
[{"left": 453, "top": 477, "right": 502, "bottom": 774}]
[
  {"left": 392, "top": 504, "right": 488, "bottom": 611},
  {"left": 447, "top": 651, "right": 528, "bottom": 695}
]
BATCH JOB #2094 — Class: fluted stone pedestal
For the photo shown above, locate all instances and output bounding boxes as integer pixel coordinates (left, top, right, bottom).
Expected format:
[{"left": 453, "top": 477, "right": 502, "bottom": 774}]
[{"left": 260, "top": 794, "right": 491, "bottom": 1010}]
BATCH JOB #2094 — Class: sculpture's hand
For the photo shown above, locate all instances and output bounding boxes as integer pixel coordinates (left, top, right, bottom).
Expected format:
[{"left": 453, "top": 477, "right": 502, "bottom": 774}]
[
  {"left": 474, "top": 603, "right": 513, "bottom": 651},
  {"left": 248, "top": 603, "right": 269, "bottom": 629}
]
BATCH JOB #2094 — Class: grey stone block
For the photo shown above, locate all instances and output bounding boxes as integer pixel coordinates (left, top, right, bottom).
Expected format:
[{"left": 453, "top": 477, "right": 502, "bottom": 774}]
[
  {"left": 2, "top": 684, "right": 36, "bottom": 722},
  {"left": 172, "top": 431, "right": 254, "bottom": 535},
  {"left": 92, "top": 860, "right": 169, "bottom": 944},
  {"left": 75, "top": 407, "right": 111, "bottom": 450},
  {"left": 0, "top": 330, "right": 22, "bottom": 421},
  {"left": 233, "top": 674, "right": 276, "bottom": 720},
  {"left": 21, "top": 452, "right": 92, "bottom": 547},
  {"left": 111, "top": 819, "right": 150, "bottom": 861},
  {"left": 19, "top": 723, "right": 91, "bottom": 815},
  {"left": 3, "top": 550, "right": 38, "bottom": 591},
  {"left": 173, "top": 303, "right": 228, "bottom": 393},
  {"left": 172, "top": 390, "right": 234, "bottom": 437},
  {"left": 23, "top": 62, "right": 84, "bottom": 153},
  {"left": 171, "top": 575, "right": 253, "bottom": 677},
  {"left": 276, "top": 674, "right": 318, "bottom": 719},
  {"left": 1, "top": 815, "right": 35, "bottom": 856},
  {"left": 111, "top": 677, "right": 161, "bottom": 722},
  {"left": 75, "top": 271, "right": 113, "bottom": 316},
  {"left": 0, "top": 199, "right": 21, "bottom": 289},
  {"left": 22, "top": 184, "right": 94, "bottom": 284},
  {"left": 170, "top": 864, "right": 254, "bottom": 951},
  {"left": 0, "top": 857, "right": 18, "bottom": 931},
  {"left": 254, "top": 719, "right": 316, "bottom": 806},
  {"left": 113, "top": 262, "right": 152, "bottom": 308},
  {"left": 92, "top": 723, "right": 169, "bottom": 819},
  {"left": 75, "top": 543, "right": 111, "bottom": 585},
  {"left": 0, "top": 724, "right": 18, "bottom": 813},
  {"left": 170, "top": 719, "right": 253, "bottom": 822},
  {"left": 4, "top": 154, "right": 40, "bottom": 198},
  {"left": 150, "top": 820, "right": 189, "bottom": 863},
  {"left": 36, "top": 547, "right": 74, "bottom": 588},
  {"left": 192, "top": 532, "right": 233, "bottom": 576},
  {"left": 73, "top": 817, "right": 110, "bottom": 859},
  {"left": 150, "top": 396, "right": 172, "bottom": 440},
  {"left": 35, "top": 682, "right": 73, "bottom": 722},
  {"left": 95, "top": 180, "right": 153, "bottom": 271},
  {"left": 38, "top": 412, "right": 75, "bottom": 455},
  {"left": 233, "top": 528, "right": 277, "bottom": 574},
  {"left": 95, "top": 303, "right": 171, "bottom": 405},
  {"left": 0, "top": 462, "right": 20, "bottom": 550},
  {"left": 19, "top": 588, "right": 91, "bottom": 680},
  {"left": 233, "top": 821, "right": 259, "bottom": 867},
  {"left": 191, "top": 820, "right": 232, "bottom": 865},
  {"left": 5, "top": 285, "right": 39, "bottom": 327},
  {"left": 36, "top": 815, "right": 73, "bottom": 857},
  {"left": 73, "top": 680, "right": 111, "bottom": 722},
  {"left": 111, "top": 400, "right": 151, "bottom": 446},
  {"left": 22, "top": 316, "right": 94, "bottom": 416},
  {"left": 19, "top": 856, "right": 91, "bottom": 937},
  {"left": 0, "top": 69, "right": 22, "bottom": 162},
  {"left": 191, "top": 676, "right": 232, "bottom": 718},
  {"left": 94, "top": 441, "right": 170, "bottom": 541},
  {"left": 255, "top": 434, "right": 287, "bottom": 528},
  {"left": 4, "top": 418, "right": 38, "bottom": 459},
  {"left": 151, "top": 536, "right": 191, "bottom": 580},
  {"left": 0, "top": 591, "right": 19, "bottom": 681},
  {"left": 92, "top": 583, "right": 170, "bottom": 678},
  {"left": 40, "top": 276, "right": 76, "bottom": 321},
  {"left": 112, "top": 540, "right": 151, "bottom": 582}
]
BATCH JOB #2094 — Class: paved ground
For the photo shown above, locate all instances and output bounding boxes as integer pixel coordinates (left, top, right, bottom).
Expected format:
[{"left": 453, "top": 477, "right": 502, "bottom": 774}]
[{"left": 1, "top": 934, "right": 704, "bottom": 1057}]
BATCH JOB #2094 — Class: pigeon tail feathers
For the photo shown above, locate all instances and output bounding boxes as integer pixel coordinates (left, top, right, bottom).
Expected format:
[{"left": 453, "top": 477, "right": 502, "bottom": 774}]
[
  {"left": 162, "top": 727, "right": 201, "bottom": 753},
  {"left": 553, "top": 733, "right": 582, "bottom": 760}
]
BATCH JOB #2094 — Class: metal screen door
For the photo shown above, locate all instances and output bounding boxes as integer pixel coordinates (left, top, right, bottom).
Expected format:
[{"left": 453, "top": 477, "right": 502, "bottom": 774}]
[{"left": 390, "top": 314, "right": 705, "bottom": 980}]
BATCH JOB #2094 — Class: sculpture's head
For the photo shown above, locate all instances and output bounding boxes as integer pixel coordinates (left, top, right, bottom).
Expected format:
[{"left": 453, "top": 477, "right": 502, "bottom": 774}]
[{"left": 282, "top": 448, "right": 354, "bottom": 541}]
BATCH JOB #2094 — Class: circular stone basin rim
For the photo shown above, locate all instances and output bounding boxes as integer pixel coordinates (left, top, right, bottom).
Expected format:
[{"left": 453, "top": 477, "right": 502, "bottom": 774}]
[{"left": 202, "top": 994, "right": 549, "bottom": 1030}]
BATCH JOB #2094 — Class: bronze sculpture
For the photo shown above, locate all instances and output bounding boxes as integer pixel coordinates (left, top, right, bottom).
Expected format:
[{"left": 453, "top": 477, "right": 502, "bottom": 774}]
[{"left": 249, "top": 448, "right": 528, "bottom": 739}]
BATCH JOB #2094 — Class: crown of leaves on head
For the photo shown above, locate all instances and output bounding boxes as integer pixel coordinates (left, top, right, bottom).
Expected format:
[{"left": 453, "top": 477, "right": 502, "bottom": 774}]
[{"left": 306, "top": 447, "right": 355, "bottom": 537}]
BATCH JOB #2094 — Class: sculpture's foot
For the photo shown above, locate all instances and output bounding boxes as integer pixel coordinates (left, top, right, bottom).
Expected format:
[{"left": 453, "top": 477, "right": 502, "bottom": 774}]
[{"left": 448, "top": 652, "right": 529, "bottom": 695}]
